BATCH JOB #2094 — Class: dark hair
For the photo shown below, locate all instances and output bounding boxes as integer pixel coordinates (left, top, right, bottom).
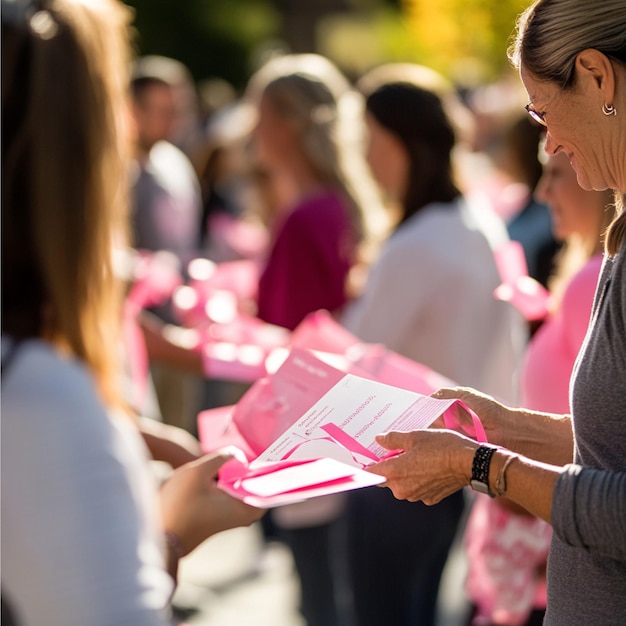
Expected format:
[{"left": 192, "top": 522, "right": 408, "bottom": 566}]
[
  {"left": 502, "top": 114, "right": 545, "bottom": 191},
  {"left": 131, "top": 75, "right": 170, "bottom": 104},
  {"left": 365, "top": 82, "right": 461, "bottom": 226}
]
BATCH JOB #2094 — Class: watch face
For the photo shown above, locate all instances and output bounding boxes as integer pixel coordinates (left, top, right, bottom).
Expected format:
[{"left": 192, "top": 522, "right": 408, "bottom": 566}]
[{"left": 470, "top": 479, "right": 490, "bottom": 496}]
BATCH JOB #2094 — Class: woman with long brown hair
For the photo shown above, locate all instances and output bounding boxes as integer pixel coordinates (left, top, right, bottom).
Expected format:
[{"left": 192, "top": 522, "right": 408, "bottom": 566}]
[{"left": 2, "top": 1, "right": 261, "bottom": 624}]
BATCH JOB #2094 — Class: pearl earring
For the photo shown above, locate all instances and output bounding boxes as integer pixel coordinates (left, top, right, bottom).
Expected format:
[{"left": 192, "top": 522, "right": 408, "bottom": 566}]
[{"left": 602, "top": 103, "right": 617, "bottom": 117}]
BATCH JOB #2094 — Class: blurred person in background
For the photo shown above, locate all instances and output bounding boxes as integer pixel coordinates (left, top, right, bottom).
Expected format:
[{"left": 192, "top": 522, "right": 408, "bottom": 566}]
[
  {"left": 463, "top": 90, "right": 560, "bottom": 296},
  {"left": 242, "top": 52, "right": 385, "bottom": 626},
  {"left": 129, "top": 56, "right": 203, "bottom": 271},
  {"left": 340, "top": 63, "right": 527, "bottom": 626},
  {"left": 129, "top": 56, "right": 206, "bottom": 431},
  {"left": 246, "top": 52, "right": 383, "bottom": 332},
  {"left": 499, "top": 114, "right": 560, "bottom": 291},
  {"left": 1, "top": 2, "right": 263, "bottom": 624},
  {"left": 463, "top": 147, "right": 615, "bottom": 626}
]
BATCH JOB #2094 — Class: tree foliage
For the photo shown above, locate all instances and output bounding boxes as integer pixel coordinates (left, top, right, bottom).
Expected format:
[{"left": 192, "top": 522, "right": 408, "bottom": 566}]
[
  {"left": 123, "top": 0, "right": 532, "bottom": 89},
  {"left": 401, "top": 0, "right": 530, "bottom": 83},
  {"left": 123, "top": 0, "right": 280, "bottom": 90}
]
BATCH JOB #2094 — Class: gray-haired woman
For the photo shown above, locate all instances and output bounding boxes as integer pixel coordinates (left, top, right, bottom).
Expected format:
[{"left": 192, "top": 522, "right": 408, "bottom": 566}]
[{"left": 368, "top": 1, "right": 626, "bottom": 624}]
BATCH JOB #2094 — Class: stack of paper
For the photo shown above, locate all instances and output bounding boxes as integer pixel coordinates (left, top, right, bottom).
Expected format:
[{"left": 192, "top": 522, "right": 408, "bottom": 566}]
[{"left": 199, "top": 348, "right": 485, "bottom": 507}]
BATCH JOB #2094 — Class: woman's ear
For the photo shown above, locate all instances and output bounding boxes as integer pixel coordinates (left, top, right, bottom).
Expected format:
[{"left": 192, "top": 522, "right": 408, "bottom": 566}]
[{"left": 575, "top": 48, "right": 616, "bottom": 101}]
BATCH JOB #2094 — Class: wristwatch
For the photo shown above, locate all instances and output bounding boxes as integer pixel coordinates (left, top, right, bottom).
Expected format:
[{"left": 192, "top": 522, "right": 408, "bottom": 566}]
[{"left": 470, "top": 445, "right": 498, "bottom": 497}]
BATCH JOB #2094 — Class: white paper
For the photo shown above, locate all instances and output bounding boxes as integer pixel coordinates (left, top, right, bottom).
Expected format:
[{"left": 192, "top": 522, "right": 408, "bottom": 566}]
[{"left": 254, "top": 374, "right": 452, "bottom": 466}]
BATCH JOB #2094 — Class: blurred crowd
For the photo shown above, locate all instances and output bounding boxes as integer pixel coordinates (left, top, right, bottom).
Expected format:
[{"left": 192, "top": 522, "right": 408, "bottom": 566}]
[{"left": 4, "top": 1, "right": 614, "bottom": 626}]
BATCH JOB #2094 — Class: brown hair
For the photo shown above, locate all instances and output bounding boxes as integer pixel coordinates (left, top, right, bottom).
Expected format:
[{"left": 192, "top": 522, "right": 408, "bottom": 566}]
[
  {"left": 360, "top": 66, "right": 463, "bottom": 227},
  {"left": 2, "top": 0, "right": 134, "bottom": 404}
]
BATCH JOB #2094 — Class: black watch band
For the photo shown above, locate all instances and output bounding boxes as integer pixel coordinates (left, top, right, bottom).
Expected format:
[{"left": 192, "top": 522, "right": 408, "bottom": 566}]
[{"left": 470, "top": 445, "right": 498, "bottom": 497}]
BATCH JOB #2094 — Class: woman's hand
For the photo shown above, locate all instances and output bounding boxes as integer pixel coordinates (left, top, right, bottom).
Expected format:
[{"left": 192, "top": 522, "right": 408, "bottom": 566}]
[
  {"left": 160, "top": 449, "right": 265, "bottom": 558},
  {"left": 367, "top": 429, "right": 478, "bottom": 505},
  {"left": 432, "top": 387, "right": 574, "bottom": 465},
  {"left": 431, "top": 386, "right": 513, "bottom": 447},
  {"left": 139, "top": 416, "right": 202, "bottom": 468}
]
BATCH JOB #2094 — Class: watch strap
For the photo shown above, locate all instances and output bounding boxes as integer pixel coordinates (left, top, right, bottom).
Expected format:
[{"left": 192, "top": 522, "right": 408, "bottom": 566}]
[{"left": 470, "top": 445, "right": 498, "bottom": 497}]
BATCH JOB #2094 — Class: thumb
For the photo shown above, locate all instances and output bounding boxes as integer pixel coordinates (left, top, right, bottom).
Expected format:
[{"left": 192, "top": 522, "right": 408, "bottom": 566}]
[
  {"left": 375, "top": 431, "right": 408, "bottom": 451},
  {"left": 192, "top": 447, "right": 239, "bottom": 478}
]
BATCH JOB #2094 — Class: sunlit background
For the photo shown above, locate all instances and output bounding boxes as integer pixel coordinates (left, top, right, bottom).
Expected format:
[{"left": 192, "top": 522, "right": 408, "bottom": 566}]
[{"left": 123, "top": 0, "right": 531, "bottom": 92}]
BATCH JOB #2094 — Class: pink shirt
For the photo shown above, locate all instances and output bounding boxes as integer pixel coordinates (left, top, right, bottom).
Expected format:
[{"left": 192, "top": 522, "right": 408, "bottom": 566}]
[
  {"left": 520, "top": 254, "right": 603, "bottom": 414},
  {"left": 256, "top": 190, "right": 355, "bottom": 331}
]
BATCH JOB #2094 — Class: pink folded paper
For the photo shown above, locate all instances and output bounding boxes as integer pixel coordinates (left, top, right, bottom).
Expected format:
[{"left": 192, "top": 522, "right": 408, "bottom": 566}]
[
  {"left": 199, "top": 347, "right": 487, "bottom": 507},
  {"left": 493, "top": 240, "right": 550, "bottom": 321},
  {"left": 197, "top": 405, "right": 255, "bottom": 459},
  {"left": 199, "top": 315, "right": 290, "bottom": 382},
  {"left": 173, "top": 258, "right": 261, "bottom": 328},
  {"left": 289, "top": 310, "right": 457, "bottom": 395}
]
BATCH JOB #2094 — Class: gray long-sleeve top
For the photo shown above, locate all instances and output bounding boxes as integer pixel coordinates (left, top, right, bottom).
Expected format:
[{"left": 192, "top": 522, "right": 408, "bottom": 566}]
[{"left": 546, "top": 241, "right": 626, "bottom": 625}]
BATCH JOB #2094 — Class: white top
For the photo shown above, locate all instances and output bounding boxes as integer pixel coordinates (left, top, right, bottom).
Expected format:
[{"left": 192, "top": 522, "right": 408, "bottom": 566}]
[
  {"left": 343, "top": 199, "right": 526, "bottom": 403},
  {"left": 1, "top": 338, "right": 173, "bottom": 626}
]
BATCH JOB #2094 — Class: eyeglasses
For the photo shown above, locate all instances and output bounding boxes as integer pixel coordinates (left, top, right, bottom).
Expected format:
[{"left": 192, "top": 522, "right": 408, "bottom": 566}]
[{"left": 525, "top": 102, "right": 547, "bottom": 127}]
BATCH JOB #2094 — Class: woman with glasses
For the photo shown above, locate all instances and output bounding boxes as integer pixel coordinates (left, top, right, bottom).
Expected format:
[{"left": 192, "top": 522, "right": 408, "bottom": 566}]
[{"left": 368, "top": 1, "right": 626, "bottom": 623}]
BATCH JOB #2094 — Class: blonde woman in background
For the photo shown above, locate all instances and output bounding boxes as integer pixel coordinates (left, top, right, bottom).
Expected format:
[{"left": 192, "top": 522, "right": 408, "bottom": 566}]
[{"left": 243, "top": 53, "right": 385, "bottom": 626}]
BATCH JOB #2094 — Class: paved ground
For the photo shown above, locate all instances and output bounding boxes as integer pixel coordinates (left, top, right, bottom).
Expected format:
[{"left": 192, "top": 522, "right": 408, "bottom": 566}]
[{"left": 171, "top": 511, "right": 472, "bottom": 626}]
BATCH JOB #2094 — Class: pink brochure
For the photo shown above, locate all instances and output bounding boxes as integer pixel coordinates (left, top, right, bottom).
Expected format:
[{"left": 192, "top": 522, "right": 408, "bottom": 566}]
[
  {"left": 210, "top": 348, "right": 486, "bottom": 508},
  {"left": 493, "top": 240, "right": 550, "bottom": 321}
]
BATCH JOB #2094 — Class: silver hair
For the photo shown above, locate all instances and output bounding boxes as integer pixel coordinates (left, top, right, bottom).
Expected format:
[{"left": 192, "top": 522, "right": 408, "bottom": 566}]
[{"left": 509, "top": 0, "right": 626, "bottom": 88}]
